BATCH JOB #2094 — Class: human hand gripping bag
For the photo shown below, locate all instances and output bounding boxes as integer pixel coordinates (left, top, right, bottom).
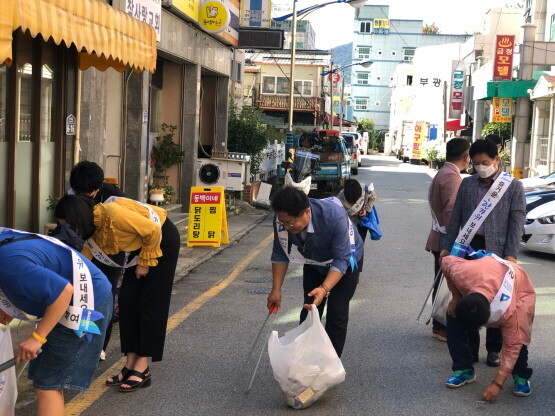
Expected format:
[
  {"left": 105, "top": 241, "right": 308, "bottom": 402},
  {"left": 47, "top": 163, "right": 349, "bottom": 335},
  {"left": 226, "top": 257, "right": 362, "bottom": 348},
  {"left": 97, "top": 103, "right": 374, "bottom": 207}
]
[{"left": 268, "top": 305, "right": 346, "bottom": 409}]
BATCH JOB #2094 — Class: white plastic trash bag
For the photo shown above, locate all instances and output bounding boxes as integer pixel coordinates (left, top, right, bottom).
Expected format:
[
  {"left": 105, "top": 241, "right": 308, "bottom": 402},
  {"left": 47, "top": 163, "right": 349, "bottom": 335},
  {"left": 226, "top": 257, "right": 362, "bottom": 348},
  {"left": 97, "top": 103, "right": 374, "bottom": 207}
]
[
  {"left": 284, "top": 172, "right": 312, "bottom": 195},
  {"left": 0, "top": 328, "right": 17, "bottom": 416},
  {"left": 268, "top": 305, "right": 345, "bottom": 409},
  {"left": 430, "top": 275, "right": 452, "bottom": 327}
]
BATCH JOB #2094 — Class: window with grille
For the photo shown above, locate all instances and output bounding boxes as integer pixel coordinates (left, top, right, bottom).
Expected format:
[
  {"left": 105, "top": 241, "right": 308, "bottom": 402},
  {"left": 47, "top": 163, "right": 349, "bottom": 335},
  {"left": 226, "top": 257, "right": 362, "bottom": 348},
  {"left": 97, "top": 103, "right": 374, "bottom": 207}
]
[
  {"left": 356, "top": 73, "right": 369, "bottom": 85},
  {"left": 358, "top": 47, "right": 370, "bottom": 59},
  {"left": 403, "top": 48, "right": 415, "bottom": 61},
  {"left": 355, "top": 98, "right": 368, "bottom": 110}
]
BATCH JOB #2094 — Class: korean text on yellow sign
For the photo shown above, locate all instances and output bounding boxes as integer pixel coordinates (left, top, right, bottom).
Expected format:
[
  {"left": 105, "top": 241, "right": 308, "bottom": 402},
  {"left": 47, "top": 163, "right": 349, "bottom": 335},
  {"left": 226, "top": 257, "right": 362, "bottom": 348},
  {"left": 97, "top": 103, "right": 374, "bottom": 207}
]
[
  {"left": 373, "top": 18, "right": 390, "bottom": 29},
  {"left": 492, "top": 97, "right": 512, "bottom": 123},
  {"left": 187, "top": 186, "right": 229, "bottom": 247}
]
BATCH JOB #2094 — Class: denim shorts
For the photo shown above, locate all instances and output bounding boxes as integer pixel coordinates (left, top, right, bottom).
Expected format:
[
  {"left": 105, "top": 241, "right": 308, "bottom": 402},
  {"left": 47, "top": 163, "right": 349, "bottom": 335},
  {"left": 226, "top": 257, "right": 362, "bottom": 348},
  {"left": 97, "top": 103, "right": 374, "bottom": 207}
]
[{"left": 28, "top": 295, "right": 113, "bottom": 392}]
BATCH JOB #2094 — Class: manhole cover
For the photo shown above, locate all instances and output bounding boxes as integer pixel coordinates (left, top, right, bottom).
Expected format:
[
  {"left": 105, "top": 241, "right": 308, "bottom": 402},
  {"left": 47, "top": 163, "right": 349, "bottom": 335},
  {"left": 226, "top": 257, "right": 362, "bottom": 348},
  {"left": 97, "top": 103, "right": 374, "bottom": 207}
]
[
  {"left": 245, "top": 277, "right": 273, "bottom": 283},
  {"left": 248, "top": 288, "right": 283, "bottom": 294}
]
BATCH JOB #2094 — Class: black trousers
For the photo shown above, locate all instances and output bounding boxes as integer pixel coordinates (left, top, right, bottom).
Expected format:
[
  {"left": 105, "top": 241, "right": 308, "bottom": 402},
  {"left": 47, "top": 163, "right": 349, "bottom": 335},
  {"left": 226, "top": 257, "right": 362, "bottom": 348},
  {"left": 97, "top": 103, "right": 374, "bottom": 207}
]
[
  {"left": 118, "top": 219, "right": 180, "bottom": 362},
  {"left": 356, "top": 224, "right": 368, "bottom": 242},
  {"left": 299, "top": 261, "right": 361, "bottom": 358},
  {"left": 446, "top": 313, "right": 533, "bottom": 379},
  {"left": 431, "top": 251, "right": 446, "bottom": 331},
  {"left": 466, "top": 235, "right": 502, "bottom": 354}
]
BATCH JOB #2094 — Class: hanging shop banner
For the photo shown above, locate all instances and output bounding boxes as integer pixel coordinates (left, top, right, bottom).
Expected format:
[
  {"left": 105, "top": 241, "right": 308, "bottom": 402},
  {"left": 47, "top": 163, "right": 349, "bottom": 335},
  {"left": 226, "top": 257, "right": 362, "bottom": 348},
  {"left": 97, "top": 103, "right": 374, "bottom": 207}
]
[
  {"left": 328, "top": 72, "right": 340, "bottom": 84},
  {"left": 173, "top": 0, "right": 200, "bottom": 23},
  {"left": 373, "top": 18, "right": 390, "bottom": 34},
  {"left": 126, "top": 0, "right": 162, "bottom": 41},
  {"left": 199, "top": 1, "right": 230, "bottom": 33},
  {"left": 240, "top": 0, "right": 271, "bottom": 27},
  {"left": 412, "top": 121, "right": 426, "bottom": 159},
  {"left": 493, "top": 35, "right": 515, "bottom": 81},
  {"left": 492, "top": 97, "right": 513, "bottom": 123},
  {"left": 187, "top": 186, "right": 229, "bottom": 247},
  {"left": 449, "top": 61, "right": 465, "bottom": 120}
]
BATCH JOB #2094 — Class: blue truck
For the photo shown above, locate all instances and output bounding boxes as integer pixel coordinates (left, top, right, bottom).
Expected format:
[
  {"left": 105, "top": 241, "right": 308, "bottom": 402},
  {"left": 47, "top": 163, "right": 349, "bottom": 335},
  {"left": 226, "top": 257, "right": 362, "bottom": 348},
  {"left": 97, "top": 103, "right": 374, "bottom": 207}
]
[{"left": 277, "top": 129, "right": 351, "bottom": 194}]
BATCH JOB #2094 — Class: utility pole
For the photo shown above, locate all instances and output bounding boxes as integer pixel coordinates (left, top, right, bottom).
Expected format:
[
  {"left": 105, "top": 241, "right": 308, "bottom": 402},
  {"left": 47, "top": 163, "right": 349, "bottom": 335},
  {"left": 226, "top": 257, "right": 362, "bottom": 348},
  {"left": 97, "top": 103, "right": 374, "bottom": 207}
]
[
  {"left": 339, "top": 70, "right": 345, "bottom": 131},
  {"left": 285, "top": 0, "right": 298, "bottom": 157}
]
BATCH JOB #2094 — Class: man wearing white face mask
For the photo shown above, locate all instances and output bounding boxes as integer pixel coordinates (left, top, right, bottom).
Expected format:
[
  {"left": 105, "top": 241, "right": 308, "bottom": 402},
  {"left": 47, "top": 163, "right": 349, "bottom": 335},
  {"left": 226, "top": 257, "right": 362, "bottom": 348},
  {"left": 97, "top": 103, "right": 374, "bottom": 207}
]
[{"left": 440, "top": 139, "right": 526, "bottom": 369}]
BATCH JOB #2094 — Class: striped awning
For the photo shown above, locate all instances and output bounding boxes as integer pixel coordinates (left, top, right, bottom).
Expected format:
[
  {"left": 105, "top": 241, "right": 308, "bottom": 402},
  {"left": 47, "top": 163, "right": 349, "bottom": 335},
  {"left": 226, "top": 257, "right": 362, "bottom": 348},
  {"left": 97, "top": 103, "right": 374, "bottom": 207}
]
[{"left": 1, "top": 0, "right": 157, "bottom": 73}]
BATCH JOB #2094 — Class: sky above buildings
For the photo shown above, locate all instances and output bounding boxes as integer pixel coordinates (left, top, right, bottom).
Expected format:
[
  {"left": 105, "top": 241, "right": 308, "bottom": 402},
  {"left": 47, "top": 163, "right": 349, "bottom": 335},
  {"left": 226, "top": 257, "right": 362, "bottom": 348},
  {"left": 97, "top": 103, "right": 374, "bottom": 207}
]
[{"left": 275, "top": 0, "right": 524, "bottom": 49}]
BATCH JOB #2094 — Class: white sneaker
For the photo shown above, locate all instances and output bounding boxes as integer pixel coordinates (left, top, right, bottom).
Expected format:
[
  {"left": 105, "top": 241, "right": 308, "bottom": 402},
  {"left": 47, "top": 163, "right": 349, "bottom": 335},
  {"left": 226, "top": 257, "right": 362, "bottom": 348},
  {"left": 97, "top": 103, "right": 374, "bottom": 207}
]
[{"left": 100, "top": 350, "right": 106, "bottom": 361}]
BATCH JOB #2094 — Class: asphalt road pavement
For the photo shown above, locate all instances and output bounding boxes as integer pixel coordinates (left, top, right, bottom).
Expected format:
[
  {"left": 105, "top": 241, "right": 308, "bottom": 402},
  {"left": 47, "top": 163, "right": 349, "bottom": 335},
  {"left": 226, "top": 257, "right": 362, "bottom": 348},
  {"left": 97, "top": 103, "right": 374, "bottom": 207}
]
[{"left": 38, "top": 156, "right": 555, "bottom": 415}]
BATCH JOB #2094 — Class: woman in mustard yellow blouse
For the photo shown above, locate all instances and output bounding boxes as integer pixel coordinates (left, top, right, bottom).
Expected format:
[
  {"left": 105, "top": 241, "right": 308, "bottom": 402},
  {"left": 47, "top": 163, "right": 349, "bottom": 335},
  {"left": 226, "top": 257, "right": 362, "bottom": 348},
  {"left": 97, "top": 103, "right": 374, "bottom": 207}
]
[{"left": 55, "top": 195, "right": 180, "bottom": 393}]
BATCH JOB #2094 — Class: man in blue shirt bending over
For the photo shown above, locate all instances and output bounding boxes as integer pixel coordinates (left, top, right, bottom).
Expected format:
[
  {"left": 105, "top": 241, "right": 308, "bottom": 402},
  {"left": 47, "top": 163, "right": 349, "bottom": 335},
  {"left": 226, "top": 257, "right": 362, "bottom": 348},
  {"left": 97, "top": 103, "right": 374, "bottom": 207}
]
[{"left": 267, "top": 187, "right": 364, "bottom": 357}]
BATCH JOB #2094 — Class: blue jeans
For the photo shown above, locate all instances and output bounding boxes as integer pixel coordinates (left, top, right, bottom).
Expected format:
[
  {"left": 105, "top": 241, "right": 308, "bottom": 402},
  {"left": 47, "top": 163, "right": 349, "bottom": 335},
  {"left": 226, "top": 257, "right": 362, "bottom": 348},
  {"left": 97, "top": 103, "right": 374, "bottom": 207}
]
[{"left": 28, "top": 295, "right": 113, "bottom": 391}]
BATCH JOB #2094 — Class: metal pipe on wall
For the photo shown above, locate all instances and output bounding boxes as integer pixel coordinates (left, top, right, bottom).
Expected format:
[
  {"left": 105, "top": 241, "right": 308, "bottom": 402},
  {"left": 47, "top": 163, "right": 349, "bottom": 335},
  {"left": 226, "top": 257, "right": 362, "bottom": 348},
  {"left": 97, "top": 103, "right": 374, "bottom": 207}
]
[{"left": 73, "top": 69, "right": 82, "bottom": 165}]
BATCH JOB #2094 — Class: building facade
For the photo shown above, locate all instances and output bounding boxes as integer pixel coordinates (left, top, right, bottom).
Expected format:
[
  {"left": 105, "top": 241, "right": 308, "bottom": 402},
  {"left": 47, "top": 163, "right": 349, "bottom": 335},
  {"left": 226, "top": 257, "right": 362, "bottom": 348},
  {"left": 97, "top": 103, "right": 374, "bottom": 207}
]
[
  {"left": 350, "top": 5, "right": 471, "bottom": 131},
  {"left": 271, "top": 20, "right": 317, "bottom": 50},
  {"left": 244, "top": 50, "right": 330, "bottom": 130},
  {"left": 0, "top": 0, "right": 241, "bottom": 233}
]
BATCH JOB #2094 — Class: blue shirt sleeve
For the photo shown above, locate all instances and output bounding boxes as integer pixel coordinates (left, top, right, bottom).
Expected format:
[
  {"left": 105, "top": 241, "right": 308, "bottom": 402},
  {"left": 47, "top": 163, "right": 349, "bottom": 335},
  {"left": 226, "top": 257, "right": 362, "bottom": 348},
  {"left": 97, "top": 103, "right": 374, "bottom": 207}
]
[
  {"left": 0, "top": 255, "right": 70, "bottom": 317},
  {"left": 327, "top": 206, "right": 352, "bottom": 274}
]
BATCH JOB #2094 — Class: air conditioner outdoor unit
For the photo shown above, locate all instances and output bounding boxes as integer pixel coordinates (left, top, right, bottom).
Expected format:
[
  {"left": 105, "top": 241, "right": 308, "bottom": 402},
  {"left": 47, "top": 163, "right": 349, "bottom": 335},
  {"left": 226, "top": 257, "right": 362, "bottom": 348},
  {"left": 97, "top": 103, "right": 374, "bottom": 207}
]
[{"left": 195, "top": 158, "right": 250, "bottom": 191}]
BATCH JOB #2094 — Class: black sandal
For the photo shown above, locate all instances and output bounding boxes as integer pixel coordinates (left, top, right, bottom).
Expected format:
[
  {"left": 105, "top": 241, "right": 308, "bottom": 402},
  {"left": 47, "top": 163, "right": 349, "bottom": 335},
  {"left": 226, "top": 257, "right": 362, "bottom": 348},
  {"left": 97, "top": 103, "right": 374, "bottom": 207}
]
[
  {"left": 105, "top": 367, "right": 132, "bottom": 386},
  {"left": 119, "top": 367, "right": 151, "bottom": 393}
]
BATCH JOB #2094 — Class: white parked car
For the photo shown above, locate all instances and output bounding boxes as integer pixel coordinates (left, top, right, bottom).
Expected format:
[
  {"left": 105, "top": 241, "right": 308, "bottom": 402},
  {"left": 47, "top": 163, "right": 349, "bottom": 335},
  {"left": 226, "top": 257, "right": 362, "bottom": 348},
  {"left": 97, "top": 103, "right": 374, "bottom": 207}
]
[
  {"left": 520, "top": 172, "right": 555, "bottom": 189},
  {"left": 522, "top": 200, "right": 555, "bottom": 254},
  {"left": 341, "top": 132, "right": 367, "bottom": 155}
]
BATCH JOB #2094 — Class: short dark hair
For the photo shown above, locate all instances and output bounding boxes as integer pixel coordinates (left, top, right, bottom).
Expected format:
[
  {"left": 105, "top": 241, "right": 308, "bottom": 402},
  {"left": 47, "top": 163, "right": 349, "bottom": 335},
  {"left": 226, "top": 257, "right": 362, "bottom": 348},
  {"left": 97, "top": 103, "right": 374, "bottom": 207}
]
[
  {"left": 70, "top": 161, "right": 105, "bottom": 194},
  {"left": 454, "top": 293, "right": 490, "bottom": 330},
  {"left": 271, "top": 187, "right": 309, "bottom": 217},
  {"left": 343, "top": 179, "right": 362, "bottom": 204},
  {"left": 55, "top": 195, "right": 96, "bottom": 240},
  {"left": 485, "top": 134, "right": 502, "bottom": 147},
  {"left": 446, "top": 138, "right": 470, "bottom": 162},
  {"left": 469, "top": 139, "right": 498, "bottom": 159}
]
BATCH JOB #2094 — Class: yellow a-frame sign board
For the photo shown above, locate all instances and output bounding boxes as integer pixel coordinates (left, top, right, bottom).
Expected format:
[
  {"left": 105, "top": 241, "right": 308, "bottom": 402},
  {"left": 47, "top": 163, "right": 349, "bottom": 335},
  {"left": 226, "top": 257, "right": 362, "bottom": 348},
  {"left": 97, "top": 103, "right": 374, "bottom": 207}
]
[{"left": 186, "top": 186, "right": 229, "bottom": 247}]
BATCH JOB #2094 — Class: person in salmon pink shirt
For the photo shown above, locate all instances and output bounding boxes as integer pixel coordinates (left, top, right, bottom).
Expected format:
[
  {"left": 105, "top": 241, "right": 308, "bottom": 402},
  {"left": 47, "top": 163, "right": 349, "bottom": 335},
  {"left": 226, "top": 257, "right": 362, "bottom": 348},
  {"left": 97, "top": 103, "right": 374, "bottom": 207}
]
[{"left": 441, "top": 255, "right": 535, "bottom": 402}]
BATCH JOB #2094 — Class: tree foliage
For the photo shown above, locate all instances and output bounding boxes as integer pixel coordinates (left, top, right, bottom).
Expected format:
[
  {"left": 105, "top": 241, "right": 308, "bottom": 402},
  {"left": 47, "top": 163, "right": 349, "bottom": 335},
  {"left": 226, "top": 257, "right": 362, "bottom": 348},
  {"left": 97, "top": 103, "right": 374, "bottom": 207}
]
[
  {"left": 481, "top": 122, "right": 512, "bottom": 143},
  {"left": 422, "top": 23, "right": 440, "bottom": 34},
  {"left": 227, "top": 102, "right": 276, "bottom": 175},
  {"left": 357, "top": 119, "right": 375, "bottom": 134},
  {"left": 151, "top": 123, "right": 185, "bottom": 188}
]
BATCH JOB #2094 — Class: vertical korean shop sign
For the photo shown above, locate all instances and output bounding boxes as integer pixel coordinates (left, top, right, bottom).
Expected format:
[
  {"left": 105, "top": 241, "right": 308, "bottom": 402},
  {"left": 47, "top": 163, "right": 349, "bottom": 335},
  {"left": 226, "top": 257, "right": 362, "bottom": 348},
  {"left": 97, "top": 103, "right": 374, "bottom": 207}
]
[
  {"left": 449, "top": 61, "right": 465, "bottom": 120},
  {"left": 187, "top": 186, "right": 229, "bottom": 247},
  {"left": 240, "top": 0, "right": 272, "bottom": 27},
  {"left": 492, "top": 97, "right": 513, "bottom": 122},
  {"left": 493, "top": 36, "right": 515, "bottom": 81},
  {"left": 412, "top": 121, "right": 426, "bottom": 159}
]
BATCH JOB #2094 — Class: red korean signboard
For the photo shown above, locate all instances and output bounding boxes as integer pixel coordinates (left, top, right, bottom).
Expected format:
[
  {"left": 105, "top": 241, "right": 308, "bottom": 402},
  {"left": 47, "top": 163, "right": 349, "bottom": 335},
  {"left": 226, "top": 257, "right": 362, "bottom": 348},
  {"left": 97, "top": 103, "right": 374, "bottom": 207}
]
[
  {"left": 493, "top": 35, "right": 515, "bottom": 81},
  {"left": 328, "top": 72, "right": 340, "bottom": 84}
]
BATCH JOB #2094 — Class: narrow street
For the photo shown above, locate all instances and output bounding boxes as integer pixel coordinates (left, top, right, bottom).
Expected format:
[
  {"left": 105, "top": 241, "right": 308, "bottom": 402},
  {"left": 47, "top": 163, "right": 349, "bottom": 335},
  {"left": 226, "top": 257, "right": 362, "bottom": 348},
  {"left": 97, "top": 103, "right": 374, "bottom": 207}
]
[{"left": 40, "top": 156, "right": 555, "bottom": 415}]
